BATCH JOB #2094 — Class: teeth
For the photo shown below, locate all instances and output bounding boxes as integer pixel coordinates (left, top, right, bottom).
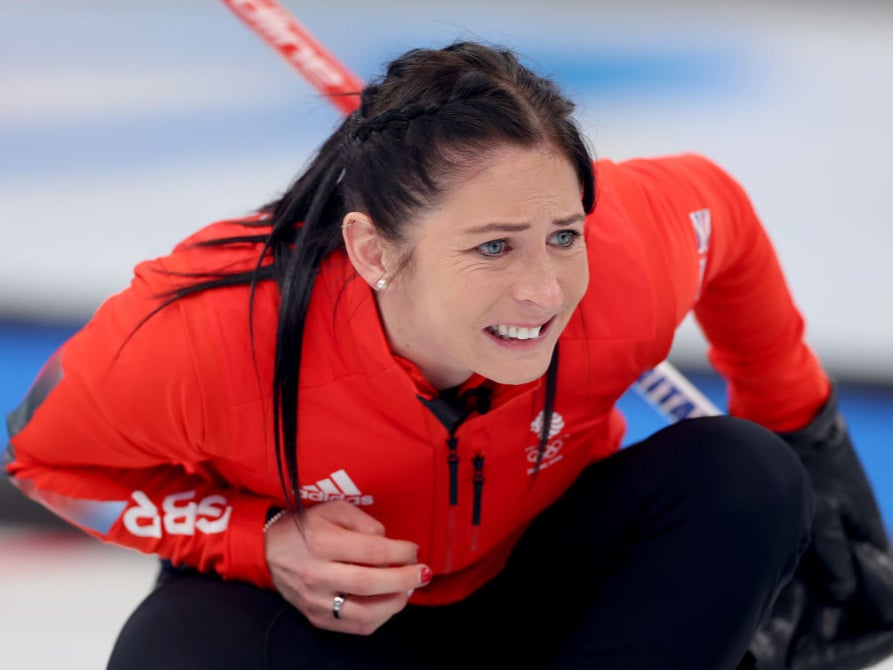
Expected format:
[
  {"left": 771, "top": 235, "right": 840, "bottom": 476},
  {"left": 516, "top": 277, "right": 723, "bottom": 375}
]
[{"left": 488, "top": 324, "right": 542, "bottom": 340}]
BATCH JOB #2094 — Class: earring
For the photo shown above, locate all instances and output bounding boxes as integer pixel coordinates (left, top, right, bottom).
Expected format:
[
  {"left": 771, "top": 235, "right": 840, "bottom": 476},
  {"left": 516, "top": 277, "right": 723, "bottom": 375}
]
[{"left": 376, "top": 277, "right": 388, "bottom": 291}]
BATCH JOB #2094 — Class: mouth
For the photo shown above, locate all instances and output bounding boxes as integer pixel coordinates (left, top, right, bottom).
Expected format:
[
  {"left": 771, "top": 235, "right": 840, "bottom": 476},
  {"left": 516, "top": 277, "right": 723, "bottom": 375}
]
[{"left": 485, "top": 317, "right": 554, "bottom": 341}]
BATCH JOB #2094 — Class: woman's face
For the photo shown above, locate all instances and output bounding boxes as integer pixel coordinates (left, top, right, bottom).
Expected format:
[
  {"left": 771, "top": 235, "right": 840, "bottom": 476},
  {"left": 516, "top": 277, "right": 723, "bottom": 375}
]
[{"left": 377, "top": 144, "right": 589, "bottom": 389}]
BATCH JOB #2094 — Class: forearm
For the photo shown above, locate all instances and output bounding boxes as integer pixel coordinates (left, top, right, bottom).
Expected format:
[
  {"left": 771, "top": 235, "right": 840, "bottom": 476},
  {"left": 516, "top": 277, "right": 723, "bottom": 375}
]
[{"left": 5, "top": 456, "right": 276, "bottom": 588}]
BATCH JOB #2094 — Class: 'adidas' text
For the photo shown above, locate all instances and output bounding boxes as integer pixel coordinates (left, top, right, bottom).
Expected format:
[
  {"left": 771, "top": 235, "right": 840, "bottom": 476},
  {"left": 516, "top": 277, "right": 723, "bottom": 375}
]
[{"left": 300, "top": 469, "right": 374, "bottom": 506}]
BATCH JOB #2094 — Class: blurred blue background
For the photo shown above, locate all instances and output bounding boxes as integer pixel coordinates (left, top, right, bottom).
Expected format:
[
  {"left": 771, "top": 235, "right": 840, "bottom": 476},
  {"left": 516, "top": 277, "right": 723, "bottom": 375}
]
[{"left": 2, "top": 1, "right": 891, "bottom": 527}]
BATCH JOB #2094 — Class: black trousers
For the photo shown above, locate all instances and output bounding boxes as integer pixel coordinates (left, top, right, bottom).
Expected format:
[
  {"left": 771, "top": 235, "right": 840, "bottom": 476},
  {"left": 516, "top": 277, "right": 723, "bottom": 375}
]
[{"left": 107, "top": 416, "right": 814, "bottom": 670}]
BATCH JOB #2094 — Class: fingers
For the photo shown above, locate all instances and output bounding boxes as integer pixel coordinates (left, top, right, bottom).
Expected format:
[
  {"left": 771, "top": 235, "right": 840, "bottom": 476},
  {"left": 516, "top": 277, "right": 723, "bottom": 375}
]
[
  {"left": 301, "top": 564, "right": 431, "bottom": 635},
  {"left": 308, "top": 526, "right": 418, "bottom": 567},
  {"left": 314, "top": 499, "right": 388, "bottom": 536},
  {"left": 313, "top": 555, "right": 433, "bottom": 635},
  {"left": 265, "top": 501, "right": 432, "bottom": 636},
  {"left": 307, "top": 501, "right": 419, "bottom": 566},
  {"left": 327, "top": 561, "right": 432, "bottom": 598},
  {"left": 314, "top": 591, "right": 411, "bottom": 635}
]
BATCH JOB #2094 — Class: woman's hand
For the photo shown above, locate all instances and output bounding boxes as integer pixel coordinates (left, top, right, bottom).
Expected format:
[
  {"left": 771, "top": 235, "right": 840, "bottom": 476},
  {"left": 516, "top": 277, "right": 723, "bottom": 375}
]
[{"left": 264, "top": 500, "right": 432, "bottom": 635}]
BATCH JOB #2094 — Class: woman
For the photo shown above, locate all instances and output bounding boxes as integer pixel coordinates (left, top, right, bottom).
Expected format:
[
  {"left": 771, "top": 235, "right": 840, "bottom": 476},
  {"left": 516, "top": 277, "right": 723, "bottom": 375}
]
[{"left": 5, "top": 41, "right": 890, "bottom": 669}]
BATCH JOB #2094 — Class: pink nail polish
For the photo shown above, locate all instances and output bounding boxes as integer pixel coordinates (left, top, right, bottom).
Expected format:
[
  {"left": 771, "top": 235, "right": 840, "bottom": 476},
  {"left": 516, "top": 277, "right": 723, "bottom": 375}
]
[{"left": 420, "top": 566, "right": 433, "bottom": 585}]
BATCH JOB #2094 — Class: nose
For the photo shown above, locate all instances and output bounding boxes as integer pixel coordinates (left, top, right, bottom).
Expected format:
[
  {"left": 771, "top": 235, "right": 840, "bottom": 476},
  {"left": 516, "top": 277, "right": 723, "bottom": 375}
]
[{"left": 511, "top": 248, "right": 564, "bottom": 310}]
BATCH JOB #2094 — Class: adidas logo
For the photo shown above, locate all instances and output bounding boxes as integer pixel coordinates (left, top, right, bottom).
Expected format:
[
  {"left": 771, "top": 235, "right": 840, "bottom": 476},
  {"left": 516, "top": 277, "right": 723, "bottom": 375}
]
[{"left": 300, "top": 469, "right": 374, "bottom": 506}]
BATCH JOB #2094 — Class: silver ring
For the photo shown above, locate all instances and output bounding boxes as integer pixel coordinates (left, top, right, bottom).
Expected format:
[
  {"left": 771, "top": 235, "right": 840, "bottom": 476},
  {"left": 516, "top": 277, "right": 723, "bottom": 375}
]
[{"left": 332, "top": 593, "right": 347, "bottom": 620}]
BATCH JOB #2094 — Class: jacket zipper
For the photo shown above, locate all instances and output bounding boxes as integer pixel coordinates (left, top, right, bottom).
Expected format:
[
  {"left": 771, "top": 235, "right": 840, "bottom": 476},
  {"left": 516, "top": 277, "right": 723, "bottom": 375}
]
[
  {"left": 470, "top": 452, "right": 485, "bottom": 551},
  {"left": 447, "top": 435, "right": 460, "bottom": 506},
  {"left": 471, "top": 452, "right": 485, "bottom": 526},
  {"left": 418, "top": 388, "right": 491, "bottom": 559}
]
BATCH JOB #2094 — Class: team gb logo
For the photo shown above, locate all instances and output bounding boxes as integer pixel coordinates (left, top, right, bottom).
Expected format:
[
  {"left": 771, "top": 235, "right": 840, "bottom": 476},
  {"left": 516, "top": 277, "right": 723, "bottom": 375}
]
[
  {"left": 526, "top": 410, "right": 567, "bottom": 473},
  {"left": 530, "top": 410, "right": 565, "bottom": 439}
]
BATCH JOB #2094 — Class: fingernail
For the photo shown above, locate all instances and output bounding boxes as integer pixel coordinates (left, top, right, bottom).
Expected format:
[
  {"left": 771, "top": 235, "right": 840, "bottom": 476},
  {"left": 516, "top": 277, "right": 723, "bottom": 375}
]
[
  {"left": 407, "top": 588, "right": 415, "bottom": 597},
  {"left": 419, "top": 566, "right": 433, "bottom": 586}
]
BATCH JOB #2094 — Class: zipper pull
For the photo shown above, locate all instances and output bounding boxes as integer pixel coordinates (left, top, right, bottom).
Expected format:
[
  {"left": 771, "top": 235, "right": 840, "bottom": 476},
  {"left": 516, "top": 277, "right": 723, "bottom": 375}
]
[
  {"left": 447, "top": 435, "right": 459, "bottom": 506},
  {"left": 470, "top": 453, "right": 485, "bottom": 552},
  {"left": 472, "top": 453, "right": 485, "bottom": 526}
]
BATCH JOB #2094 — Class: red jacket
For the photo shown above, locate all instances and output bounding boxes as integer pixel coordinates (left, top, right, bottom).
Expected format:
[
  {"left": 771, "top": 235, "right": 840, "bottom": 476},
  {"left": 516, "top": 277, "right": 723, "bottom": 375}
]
[{"left": 4, "top": 154, "right": 829, "bottom": 605}]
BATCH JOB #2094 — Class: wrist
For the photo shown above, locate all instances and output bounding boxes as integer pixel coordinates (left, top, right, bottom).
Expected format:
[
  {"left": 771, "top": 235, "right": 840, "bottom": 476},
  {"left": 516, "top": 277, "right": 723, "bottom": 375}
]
[{"left": 263, "top": 507, "right": 287, "bottom": 534}]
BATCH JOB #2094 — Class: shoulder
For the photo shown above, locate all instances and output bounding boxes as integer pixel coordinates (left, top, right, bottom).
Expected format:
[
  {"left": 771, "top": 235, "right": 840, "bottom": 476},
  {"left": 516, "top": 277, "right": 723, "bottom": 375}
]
[
  {"left": 592, "top": 154, "right": 755, "bottom": 233},
  {"left": 596, "top": 153, "right": 742, "bottom": 198},
  {"left": 162, "top": 214, "right": 273, "bottom": 274},
  {"left": 597, "top": 152, "right": 726, "bottom": 176}
]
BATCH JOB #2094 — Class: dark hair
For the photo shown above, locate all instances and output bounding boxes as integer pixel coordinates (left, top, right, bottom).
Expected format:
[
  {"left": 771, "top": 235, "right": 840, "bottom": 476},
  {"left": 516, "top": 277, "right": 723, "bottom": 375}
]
[{"left": 170, "top": 40, "right": 596, "bottom": 515}]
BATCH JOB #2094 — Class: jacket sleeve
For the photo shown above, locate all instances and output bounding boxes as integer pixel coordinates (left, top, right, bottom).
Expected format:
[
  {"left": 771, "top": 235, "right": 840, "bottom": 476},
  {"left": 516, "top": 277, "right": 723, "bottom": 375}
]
[
  {"left": 621, "top": 153, "right": 831, "bottom": 431},
  {"left": 4, "top": 253, "right": 277, "bottom": 589}
]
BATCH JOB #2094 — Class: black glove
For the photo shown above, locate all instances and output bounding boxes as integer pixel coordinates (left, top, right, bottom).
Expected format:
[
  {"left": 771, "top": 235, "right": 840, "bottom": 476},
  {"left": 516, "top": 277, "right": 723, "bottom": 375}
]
[{"left": 743, "top": 386, "right": 893, "bottom": 670}]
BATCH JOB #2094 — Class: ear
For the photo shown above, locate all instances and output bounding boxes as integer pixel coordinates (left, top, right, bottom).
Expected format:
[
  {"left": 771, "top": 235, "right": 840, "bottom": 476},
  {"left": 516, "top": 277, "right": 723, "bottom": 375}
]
[{"left": 341, "top": 212, "right": 390, "bottom": 289}]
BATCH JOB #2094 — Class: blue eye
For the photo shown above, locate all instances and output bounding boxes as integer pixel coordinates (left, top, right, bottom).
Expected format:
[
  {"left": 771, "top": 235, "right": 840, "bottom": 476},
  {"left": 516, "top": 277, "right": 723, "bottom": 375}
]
[
  {"left": 478, "top": 239, "right": 507, "bottom": 257},
  {"left": 550, "top": 229, "right": 580, "bottom": 248}
]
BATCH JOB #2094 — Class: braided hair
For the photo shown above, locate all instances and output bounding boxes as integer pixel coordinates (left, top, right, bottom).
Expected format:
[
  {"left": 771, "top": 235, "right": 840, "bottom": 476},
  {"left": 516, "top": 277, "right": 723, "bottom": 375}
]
[{"left": 169, "top": 40, "right": 596, "bottom": 515}]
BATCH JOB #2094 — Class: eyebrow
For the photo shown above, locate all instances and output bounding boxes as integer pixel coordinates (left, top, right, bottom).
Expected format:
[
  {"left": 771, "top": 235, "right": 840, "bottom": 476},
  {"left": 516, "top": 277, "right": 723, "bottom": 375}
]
[{"left": 463, "top": 213, "right": 586, "bottom": 235}]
